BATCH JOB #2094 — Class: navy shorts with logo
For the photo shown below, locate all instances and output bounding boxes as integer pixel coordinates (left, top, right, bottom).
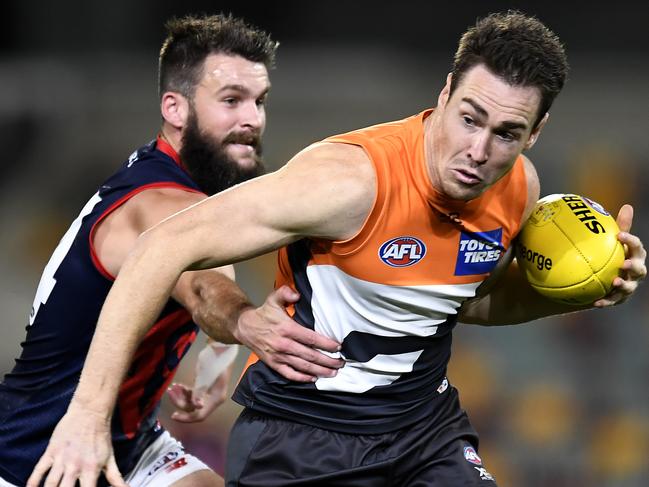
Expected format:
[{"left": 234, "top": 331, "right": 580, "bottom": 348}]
[{"left": 225, "top": 386, "right": 497, "bottom": 487}]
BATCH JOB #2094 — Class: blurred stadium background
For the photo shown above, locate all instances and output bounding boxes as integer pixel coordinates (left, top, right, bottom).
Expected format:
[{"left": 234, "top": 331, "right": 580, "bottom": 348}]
[{"left": 1, "top": 1, "right": 647, "bottom": 485}]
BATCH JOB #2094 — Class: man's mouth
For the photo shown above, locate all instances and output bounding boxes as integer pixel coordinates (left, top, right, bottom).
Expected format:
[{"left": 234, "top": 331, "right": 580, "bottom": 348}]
[{"left": 453, "top": 168, "right": 482, "bottom": 185}]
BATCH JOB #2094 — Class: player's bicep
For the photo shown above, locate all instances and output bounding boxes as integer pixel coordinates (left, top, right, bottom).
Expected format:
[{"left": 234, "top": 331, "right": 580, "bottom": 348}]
[
  {"left": 131, "top": 188, "right": 208, "bottom": 235},
  {"left": 94, "top": 188, "right": 207, "bottom": 276},
  {"left": 459, "top": 245, "right": 516, "bottom": 324},
  {"left": 243, "top": 142, "right": 375, "bottom": 240},
  {"left": 151, "top": 142, "right": 376, "bottom": 271}
]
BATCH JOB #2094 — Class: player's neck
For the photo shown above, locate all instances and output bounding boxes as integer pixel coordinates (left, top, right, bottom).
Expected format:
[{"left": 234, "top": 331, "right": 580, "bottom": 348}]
[
  {"left": 422, "top": 111, "right": 441, "bottom": 193},
  {"left": 159, "top": 123, "right": 183, "bottom": 154}
]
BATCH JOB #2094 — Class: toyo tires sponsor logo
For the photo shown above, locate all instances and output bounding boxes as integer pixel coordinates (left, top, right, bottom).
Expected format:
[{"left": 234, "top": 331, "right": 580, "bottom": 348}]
[
  {"left": 455, "top": 228, "right": 503, "bottom": 276},
  {"left": 379, "top": 236, "right": 426, "bottom": 267}
]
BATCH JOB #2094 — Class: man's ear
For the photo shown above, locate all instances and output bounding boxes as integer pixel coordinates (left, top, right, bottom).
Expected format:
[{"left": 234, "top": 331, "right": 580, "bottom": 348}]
[
  {"left": 524, "top": 112, "right": 549, "bottom": 150},
  {"left": 161, "top": 92, "right": 189, "bottom": 130},
  {"left": 437, "top": 72, "right": 453, "bottom": 108}
]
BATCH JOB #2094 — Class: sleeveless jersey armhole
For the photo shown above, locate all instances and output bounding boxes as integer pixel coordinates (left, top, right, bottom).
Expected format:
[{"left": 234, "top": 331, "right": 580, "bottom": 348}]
[{"left": 89, "top": 182, "right": 202, "bottom": 281}]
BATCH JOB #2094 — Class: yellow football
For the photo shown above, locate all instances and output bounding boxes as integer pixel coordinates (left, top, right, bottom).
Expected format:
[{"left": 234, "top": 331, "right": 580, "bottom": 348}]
[{"left": 516, "top": 194, "right": 625, "bottom": 305}]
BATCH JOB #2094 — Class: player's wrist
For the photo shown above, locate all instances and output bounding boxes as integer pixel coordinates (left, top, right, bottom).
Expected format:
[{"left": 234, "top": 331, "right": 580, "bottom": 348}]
[
  {"left": 194, "top": 342, "right": 239, "bottom": 392},
  {"left": 67, "top": 396, "right": 114, "bottom": 424},
  {"left": 231, "top": 304, "right": 257, "bottom": 344}
]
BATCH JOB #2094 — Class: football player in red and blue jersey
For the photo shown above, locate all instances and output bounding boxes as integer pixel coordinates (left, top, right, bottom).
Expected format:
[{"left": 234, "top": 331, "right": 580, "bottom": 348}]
[{"left": 0, "top": 14, "right": 342, "bottom": 487}]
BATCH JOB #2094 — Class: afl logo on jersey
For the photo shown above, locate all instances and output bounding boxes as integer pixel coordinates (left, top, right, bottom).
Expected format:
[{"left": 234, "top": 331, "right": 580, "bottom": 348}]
[{"left": 379, "top": 236, "right": 426, "bottom": 267}]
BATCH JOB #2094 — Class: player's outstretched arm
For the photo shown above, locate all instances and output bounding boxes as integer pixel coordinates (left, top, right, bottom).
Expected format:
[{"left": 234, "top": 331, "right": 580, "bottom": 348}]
[
  {"left": 168, "top": 276, "right": 346, "bottom": 422},
  {"left": 174, "top": 269, "right": 345, "bottom": 383},
  {"left": 28, "top": 142, "right": 374, "bottom": 486}
]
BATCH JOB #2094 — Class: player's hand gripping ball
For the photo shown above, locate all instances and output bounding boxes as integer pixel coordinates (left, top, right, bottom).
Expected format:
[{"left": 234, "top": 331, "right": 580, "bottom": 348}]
[{"left": 516, "top": 194, "right": 625, "bottom": 305}]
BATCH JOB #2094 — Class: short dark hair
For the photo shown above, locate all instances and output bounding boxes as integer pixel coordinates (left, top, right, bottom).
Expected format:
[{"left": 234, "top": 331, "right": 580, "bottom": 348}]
[
  {"left": 158, "top": 13, "right": 278, "bottom": 99},
  {"left": 450, "top": 10, "right": 569, "bottom": 127}
]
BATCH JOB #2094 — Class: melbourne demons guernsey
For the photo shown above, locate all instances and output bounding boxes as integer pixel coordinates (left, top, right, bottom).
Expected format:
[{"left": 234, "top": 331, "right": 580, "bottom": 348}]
[
  {"left": 0, "top": 137, "right": 202, "bottom": 485},
  {"left": 234, "top": 110, "right": 527, "bottom": 434}
]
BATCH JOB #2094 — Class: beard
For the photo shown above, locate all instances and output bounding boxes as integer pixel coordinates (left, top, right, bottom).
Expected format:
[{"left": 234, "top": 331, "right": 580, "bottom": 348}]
[{"left": 179, "top": 109, "right": 266, "bottom": 196}]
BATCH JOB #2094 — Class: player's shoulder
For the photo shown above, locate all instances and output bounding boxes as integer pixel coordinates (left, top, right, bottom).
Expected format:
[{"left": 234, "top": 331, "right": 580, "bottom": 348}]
[
  {"left": 128, "top": 186, "right": 206, "bottom": 213},
  {"left": 286, "top": 141, "right": 374, "bottom": 181},
  {"left": 117, "top": 186, "right": 206, "bottom": 234}
]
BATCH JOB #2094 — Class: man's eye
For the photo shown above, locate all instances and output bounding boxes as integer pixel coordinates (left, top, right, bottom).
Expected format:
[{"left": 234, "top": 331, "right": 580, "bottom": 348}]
[
  {"left": 497, "top": 132, "right": 516, "bottom": 142},
  {"left": 463, "top": 116, "right": 475, "bottom": 126}
]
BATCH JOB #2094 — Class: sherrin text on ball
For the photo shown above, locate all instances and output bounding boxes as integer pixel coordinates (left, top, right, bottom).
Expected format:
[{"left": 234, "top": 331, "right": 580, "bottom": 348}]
[{"left": 516, "top": 194, "right": 625, "bottom": 305}]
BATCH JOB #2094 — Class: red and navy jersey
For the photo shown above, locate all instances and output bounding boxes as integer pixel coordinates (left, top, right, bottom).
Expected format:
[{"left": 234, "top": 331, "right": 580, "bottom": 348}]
[
  {"left": 0, "top": 137, "right": 203, "bottom": 485},
  {"left": 234, "top": 111, "right": 528, "bottom": 434}
]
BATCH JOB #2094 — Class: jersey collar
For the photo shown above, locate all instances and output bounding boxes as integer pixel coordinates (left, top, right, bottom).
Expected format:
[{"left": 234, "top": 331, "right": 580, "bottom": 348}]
[{"left": 156, "top": 134, "right": 185, "bottom": 169}]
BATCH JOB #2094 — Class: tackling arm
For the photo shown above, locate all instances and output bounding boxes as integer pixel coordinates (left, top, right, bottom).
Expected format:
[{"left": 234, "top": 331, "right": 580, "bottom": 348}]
[
  {"left": 71, "top": 141, "right": 374, "bottom": 415},
  {"left": 27, "top": 142, "right": 376, "bottom": 486}
]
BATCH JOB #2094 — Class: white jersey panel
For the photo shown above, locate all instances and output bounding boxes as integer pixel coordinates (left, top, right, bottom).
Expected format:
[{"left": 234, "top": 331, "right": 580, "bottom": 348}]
[
  {"left": 316, "top": 350, "right": 425, "bottom": 392},
  {"left": 307, "top": 264, "right": 480, "bottom": 392}
]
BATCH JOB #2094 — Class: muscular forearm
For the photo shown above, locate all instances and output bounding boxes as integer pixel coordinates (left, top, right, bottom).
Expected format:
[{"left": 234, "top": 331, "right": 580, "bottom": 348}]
[
  {"left": 185, "top": 271, "right": 254, "bottom": 343},
  {"left": 460, "top": 260, "right": 590, "bottom": 326},
  {"left": 72, "top": 232, "right": 185, "bottom": 416}
]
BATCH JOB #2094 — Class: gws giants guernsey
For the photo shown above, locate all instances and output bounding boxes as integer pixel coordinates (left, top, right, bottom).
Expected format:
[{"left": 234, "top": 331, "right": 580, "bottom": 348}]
[
  {"left": 234, "top": 110, "right": 527, "bottom": 434},
  {"left": 0, "top": 137, "right": 202, "bottom": 486}
]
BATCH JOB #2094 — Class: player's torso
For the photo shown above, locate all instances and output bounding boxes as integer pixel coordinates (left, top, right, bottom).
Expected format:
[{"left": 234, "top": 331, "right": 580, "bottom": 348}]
[
  {"left": 235, "top": 111, "right": 527, "bottom": 433},
  {"left": 0, "top": 138, "right": 201, "bottom": 484}
]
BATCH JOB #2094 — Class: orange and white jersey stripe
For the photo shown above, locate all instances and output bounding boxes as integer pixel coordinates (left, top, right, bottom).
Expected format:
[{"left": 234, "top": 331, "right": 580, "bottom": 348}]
[{"left": 233, "top": 110, "right": 527, "bottom": 433}]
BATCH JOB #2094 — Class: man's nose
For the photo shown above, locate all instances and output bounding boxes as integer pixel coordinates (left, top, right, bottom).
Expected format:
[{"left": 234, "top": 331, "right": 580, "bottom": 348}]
[
  {"left": 467, "top": 132, "right": 490, "bottom": 164},
  {"left": 240, "top": 101, "right": 264, "bottom": 130}
]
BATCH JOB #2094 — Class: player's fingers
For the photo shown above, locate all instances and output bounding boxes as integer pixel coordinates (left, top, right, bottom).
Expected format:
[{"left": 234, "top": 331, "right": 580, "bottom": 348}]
[
  {"left": 167, "top": 383, "right": 195, "bottom": 411},
  {"left": 618, "top": 240, "right": 647, "bottom": 280},
  {"left": 594, "top": 280, "right": 631, "bottom": 307},
  {"left": 43, "top": 461, "right": 65, "bottom": 487},
  {"left": 171, "top": 409, "right": 207, "bottom": 423},
  {"left": 27, "top": 454, "right": 54, "bottom": 487},
  {"left": 271, "top": 363, "right": 317, "bottom": 383},
  {"left": 104, "top": 454, "right": 128, "bottom": 487},
  {"left": 618, "top": 231, "right": 646, "bottom": 258},
  {"left": 594, "top": 295, "right": 617, "bottom": 307},
  {"left": 280, "top": 354, "right": 340, "bottom": 378},
  {"left": 191, "top": 387, "right": 207, "bottom": 408},
  {"left": 615, "top": 204, "right": 633, "bottom": 233},
  {"left": 613, "top": 276, "right": 638, "bottom": 295},
  {"left": 79, "top": 471, "right": 101, "bottom": 487},
  {"left": 272, "top": 334, "right": 343, "bottom": 369},
  {"left": 281, "top": 323, "right": 342, "bottom": 354},
  {"left": 279, "top": 344, "right": 343, "bottom": 374},
  {"left": 267, "top": 285, "right": 300, "bottom": 307},
  {"left": 615, "top": 205, "right": 633, "bottom": 232},
  {"left": 61, "top": 468, "right": 84, "bottom": 487}
]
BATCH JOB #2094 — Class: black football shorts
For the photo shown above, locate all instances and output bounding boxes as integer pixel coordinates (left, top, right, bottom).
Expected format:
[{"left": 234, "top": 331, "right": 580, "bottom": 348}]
[{"left": 225, "top": 386, "right": 498, "bottom": 486}]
